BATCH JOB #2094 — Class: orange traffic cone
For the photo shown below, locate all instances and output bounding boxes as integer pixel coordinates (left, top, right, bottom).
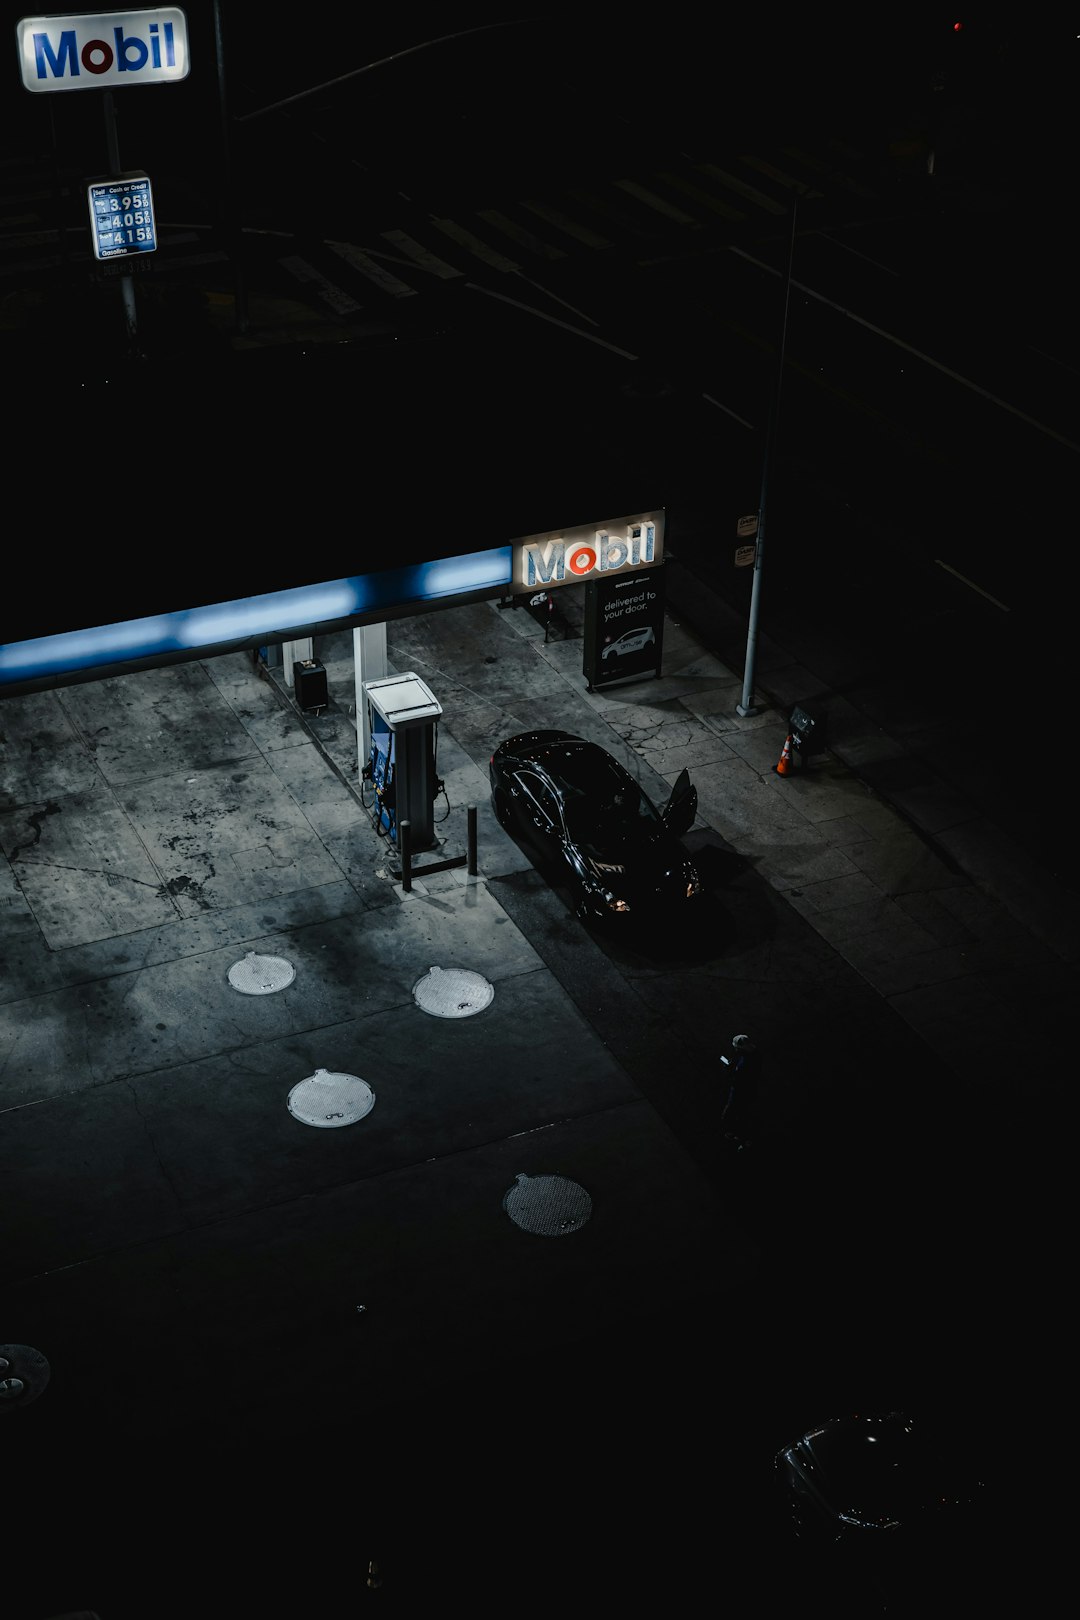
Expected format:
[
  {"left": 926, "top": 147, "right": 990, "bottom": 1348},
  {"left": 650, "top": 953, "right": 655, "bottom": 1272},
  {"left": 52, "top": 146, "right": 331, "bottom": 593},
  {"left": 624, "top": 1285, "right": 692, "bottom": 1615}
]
[{"left": 775, "top": 734, "right": 794, "bottom": 776}]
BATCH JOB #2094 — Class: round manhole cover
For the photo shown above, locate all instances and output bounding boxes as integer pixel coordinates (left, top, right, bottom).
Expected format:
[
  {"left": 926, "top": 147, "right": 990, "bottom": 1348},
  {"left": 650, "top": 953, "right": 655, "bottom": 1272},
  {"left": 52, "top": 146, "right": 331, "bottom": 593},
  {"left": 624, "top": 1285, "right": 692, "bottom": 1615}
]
[
  {"left": 287, "top": 1069, "right": 375, "bottom": 1128},
  {"left": 502, "top": 1174, "right": 592, "bottom": 1236},
  {"left": 0, "top": 1345, "right": 51, "bottom": 1411},
  {"left": 413, "top": 965, "right": 494, "bottom": 1018},
  {"left": 228, "top": 952, "right": 296, "bottom": 995}
]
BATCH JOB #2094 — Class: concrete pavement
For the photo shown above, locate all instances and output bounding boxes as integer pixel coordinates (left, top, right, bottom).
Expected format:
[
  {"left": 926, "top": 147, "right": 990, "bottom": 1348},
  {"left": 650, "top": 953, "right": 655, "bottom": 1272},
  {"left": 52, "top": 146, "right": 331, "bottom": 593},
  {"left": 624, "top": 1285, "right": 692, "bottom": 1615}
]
[
  {"left": 2, "top": 553, "right": 1069, "bottom": 1613},
  {"left": 278, "top": 579, "right": 1075, "bottom": 1095}
]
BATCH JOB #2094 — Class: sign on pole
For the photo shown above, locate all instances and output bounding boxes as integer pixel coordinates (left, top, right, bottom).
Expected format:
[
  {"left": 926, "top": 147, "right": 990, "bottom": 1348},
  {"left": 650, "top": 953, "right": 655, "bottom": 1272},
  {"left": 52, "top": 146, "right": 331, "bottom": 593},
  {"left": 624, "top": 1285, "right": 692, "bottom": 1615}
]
[
  {"left": 736, "top": 514, "right": 759, "bottom": 538},
  {"left": 16, "top": 9, "right": 189, "bottom": 92},
  {"left": 87, "top": 173, "right": 157, "bottom": 259}
]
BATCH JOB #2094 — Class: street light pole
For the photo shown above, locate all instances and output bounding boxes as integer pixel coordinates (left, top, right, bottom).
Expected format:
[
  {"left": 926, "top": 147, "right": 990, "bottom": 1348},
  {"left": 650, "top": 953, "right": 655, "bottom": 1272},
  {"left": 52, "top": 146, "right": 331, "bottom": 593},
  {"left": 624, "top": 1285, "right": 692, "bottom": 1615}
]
[
  {"left": 212, "top": 0, "right": 248, "bottom": 333},
  {"left": 737, "top": 195, "right": 798, "bottom": 718},
  {"left": 101, "top": 89, "right": 139, "bottom": 354}
]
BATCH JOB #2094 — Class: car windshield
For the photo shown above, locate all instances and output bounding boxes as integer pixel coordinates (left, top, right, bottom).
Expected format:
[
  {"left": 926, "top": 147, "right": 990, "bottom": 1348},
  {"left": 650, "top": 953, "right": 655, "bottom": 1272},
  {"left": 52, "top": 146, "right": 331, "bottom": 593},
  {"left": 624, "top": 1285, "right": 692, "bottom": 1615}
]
[{"left": 552, "top": 747, "right": 662, "bottom": 837}]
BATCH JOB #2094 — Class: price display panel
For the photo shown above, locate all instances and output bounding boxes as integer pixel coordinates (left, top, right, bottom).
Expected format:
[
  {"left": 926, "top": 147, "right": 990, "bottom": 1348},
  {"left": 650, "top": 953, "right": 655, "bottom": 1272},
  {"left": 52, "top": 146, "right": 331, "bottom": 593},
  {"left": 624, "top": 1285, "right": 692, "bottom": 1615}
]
[{"left": 87, "top": 175, "right": 157, "bottom": 261}]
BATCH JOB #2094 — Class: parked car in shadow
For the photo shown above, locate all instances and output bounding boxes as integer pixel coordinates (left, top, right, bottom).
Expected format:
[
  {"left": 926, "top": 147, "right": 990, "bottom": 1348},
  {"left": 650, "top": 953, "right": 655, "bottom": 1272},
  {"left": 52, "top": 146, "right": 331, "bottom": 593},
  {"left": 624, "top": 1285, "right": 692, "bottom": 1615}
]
[
  {"left": 774, "top": 1411, "right": 995, "bottom": 1614},
  {"left": 489, "top": 729, "right": 700, "bottom": 927}
]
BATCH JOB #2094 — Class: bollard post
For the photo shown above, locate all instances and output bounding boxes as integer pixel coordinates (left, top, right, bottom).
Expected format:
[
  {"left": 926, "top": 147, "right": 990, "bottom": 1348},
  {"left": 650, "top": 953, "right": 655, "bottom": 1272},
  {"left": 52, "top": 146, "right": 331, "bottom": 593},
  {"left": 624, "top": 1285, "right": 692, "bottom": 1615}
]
[
  {"left": 467, "top": 805, "right": 478, "bottom": 875},
  {"left": 399, "top": 819, "right": 412, "bottom": 892}
]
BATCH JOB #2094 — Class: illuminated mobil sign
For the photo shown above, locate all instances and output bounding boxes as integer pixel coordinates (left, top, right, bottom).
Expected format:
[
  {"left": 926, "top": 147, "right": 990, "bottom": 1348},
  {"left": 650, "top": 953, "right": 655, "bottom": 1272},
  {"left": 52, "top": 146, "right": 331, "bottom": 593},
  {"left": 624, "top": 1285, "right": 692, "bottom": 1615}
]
[
  {"left": 515, "top": 512, "right": 664, "bottom": 592},
  {"left": 16, "top": 9, "right": 189, "bottom": 91}
]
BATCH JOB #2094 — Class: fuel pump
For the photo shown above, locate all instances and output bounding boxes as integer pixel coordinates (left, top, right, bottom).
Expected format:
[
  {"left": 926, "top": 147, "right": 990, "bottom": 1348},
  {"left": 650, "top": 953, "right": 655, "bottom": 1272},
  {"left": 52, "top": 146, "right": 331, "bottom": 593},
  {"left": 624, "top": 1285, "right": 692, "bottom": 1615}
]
[{"left": 362, "top": 673, "right": 443, "bottom": 851}]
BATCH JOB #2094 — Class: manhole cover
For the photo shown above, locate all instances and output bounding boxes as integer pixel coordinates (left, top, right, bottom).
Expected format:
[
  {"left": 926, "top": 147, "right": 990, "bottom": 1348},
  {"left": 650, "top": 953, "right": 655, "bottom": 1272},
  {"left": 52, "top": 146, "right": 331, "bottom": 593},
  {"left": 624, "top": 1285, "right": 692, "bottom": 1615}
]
[
  {"left": 228, "top": 951, "right": 296, "bottom": 995},
  {"left": 413, "top": 965, "right": 494, "bottom": 1018},
  {"left": 287, "top": 1069, "right": 375, "bottom": 1128},
  {"left": 0, "top": 1345, "right": 50, "bottom": 1411},
  {"left": 502, "top": 1174, "right": 592, "bottom": 1236}
]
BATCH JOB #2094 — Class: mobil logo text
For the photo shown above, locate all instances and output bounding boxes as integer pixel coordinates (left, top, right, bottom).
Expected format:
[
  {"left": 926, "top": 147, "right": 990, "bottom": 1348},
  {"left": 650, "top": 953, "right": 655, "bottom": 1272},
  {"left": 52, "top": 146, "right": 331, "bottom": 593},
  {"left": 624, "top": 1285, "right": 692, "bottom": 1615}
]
[
  {"left": 17, "top": 9, "right": 190, "bottom": 91},
  {"left": 518, "top": 513, "right": 663, "bottom": 590}
]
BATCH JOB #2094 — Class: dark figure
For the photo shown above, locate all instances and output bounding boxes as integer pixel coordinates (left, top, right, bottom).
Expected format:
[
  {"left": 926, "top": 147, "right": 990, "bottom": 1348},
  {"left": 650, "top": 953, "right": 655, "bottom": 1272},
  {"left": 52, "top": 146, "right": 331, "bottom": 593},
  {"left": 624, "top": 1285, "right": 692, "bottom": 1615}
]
[{"left": 719, "top": 1034, "right": 761, "bottom": 1150}]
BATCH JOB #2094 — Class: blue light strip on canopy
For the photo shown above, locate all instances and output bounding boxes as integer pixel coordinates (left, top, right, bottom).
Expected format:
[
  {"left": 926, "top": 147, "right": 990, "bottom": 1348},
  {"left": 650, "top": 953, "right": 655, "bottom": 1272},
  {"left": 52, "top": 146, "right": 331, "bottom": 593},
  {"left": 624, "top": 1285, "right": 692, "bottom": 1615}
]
[{"left": 0, "top": 547, "right": 514, "bottom": 689}]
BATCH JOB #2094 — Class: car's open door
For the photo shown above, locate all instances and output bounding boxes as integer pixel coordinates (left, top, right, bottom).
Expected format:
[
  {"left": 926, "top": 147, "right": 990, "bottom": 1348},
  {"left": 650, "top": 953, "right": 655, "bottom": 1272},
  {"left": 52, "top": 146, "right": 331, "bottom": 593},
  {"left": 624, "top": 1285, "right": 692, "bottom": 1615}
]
[{"left": 661, "top": 768, "right": 697, "bottom": 835}]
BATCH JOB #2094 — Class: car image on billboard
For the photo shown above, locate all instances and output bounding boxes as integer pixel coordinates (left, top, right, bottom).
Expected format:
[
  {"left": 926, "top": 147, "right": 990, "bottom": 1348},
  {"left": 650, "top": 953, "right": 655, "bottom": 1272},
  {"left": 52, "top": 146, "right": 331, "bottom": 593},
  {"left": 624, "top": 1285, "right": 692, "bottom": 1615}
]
[{"left": 601, "top": 625, "right": 656, "bottom": 661}]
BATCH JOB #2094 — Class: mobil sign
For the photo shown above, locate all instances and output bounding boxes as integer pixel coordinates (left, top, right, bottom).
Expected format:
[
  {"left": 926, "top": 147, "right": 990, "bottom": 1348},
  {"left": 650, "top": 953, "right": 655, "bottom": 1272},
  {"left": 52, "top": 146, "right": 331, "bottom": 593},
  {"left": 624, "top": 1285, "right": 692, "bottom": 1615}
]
[
  {"left": 17, "top": 8, "right": 189, "bottom": 91},
  {"left": 514, "top": 511, "right": 664, "bottom": 592}
]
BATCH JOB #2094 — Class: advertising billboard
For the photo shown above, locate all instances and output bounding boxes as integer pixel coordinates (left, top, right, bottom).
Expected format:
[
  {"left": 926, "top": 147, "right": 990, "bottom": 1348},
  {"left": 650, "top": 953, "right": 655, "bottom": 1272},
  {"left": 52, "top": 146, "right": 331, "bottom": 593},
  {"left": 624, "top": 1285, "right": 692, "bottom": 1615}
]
[{"left": 583, "top": 565, "right": 666, "bottom": 690}]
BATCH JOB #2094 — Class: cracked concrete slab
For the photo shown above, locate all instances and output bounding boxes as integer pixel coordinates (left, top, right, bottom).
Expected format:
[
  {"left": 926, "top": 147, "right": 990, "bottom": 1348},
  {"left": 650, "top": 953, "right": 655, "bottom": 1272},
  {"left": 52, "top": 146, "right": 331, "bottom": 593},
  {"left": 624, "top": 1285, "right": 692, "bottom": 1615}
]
[
  {"left": 58, "top": 662, "right": 262, "bottom": 786},
  {"left": 118, "top": 758, "right": 346, "bottom": 915},
  {"left": 0, "top": 689, "right": 101, "bottom": 808},
  {"left": 0, "top": 780, "right": 179, "bottom": 946}
]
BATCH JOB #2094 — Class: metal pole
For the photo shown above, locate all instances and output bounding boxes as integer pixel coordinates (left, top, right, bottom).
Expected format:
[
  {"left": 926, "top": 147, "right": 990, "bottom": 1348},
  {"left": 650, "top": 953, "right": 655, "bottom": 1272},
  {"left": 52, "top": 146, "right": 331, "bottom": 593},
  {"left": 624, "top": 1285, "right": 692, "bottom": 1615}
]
[
  {"left": 212, "top": 0, "right": 248, "bottom": 333},
  {"left": 48, "top": 103, "right": 69, "bottom": 269},
  {"left": 102, "top": 89, "right": 138, "bottom": 353},
  {"left": 737, "top": 196, "right": 798, "bottom": 718},
  {"left": 467, "top": 806, "right": 478, "bottom": 875},
  {"left": 399, "top": 820, "right": 412, "bottom": 892}
]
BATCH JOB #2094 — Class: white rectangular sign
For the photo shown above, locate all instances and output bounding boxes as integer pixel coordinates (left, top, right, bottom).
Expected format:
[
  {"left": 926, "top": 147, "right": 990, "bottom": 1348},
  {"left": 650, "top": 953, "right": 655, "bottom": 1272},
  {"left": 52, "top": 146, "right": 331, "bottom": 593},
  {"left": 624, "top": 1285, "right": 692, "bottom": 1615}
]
[{"left": 16, "top": 9, "right": 189, "bottom": 91}]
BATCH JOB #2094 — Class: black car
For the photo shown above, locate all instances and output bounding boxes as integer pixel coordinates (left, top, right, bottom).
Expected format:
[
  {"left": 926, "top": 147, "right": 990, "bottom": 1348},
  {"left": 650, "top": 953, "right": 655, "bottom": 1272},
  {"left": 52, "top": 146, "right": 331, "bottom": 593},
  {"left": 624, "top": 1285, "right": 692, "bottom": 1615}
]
[
  {"left": 489, "top": 729, "right": 701, "bottom": 924},
  {"left": 775, "top": 1412, "right": 992, "bottom": 1613}
]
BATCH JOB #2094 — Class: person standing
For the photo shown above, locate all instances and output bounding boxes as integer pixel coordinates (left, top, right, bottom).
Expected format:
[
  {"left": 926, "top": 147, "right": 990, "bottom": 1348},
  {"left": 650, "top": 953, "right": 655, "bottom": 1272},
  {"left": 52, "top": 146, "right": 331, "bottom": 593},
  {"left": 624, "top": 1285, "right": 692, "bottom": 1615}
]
[{"left": 719, "top": 1034, "right": 761, "bottom": 1150}]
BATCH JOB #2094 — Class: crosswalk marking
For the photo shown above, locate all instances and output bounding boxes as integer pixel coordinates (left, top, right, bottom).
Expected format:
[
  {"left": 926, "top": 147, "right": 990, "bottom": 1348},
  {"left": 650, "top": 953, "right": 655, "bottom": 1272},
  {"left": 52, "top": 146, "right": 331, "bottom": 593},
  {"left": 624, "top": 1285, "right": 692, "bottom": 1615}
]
[
  {"left": 655, "top": 170, "right": 746, "bottom": 223},
  {"left": 279, "top": 130, "right": 878, "bottom": 314},
  {"left": 824, "top": 135, "right": 878, "bottom": 170},
  {"left": 477, "top": 208, "right": 566, "bottom": 260},
  {"left": 567, "top": 187, "right": 656, "bottom": 238},
  {"left": 779, "top": 146, "right": 878, "bottom": 201},
  {"left": 431, "top": 218, "right": 519, "bottom": 272},
  {"left": 328, "top": 240, "right": 417, "bottom": 297},
  {"left": 739, "top": 155, "right": 824, "bottom": 199},
  {"left": 695, "top": 162, "right": 787, "bottom": 214},
  {"left": 613, "top": 178, "right": 700, "bottom": 226},
  {"left": 380, "top": 229, "right": 462, "bottom": 278},
  {"left": 278, "top": 255, "right": 363, "bottom": 314},
  {"left": 519, "top": 198, "right": 611, "bottom": 249},
  {"left": 1, "top": 134, "right": 885, "bottom": 324}
]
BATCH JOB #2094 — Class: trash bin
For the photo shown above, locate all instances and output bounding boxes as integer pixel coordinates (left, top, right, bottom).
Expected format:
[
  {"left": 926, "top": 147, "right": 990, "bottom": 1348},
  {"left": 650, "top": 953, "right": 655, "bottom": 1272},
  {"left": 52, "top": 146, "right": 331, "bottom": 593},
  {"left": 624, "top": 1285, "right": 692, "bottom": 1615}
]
[
  {"left": 295, "top": 659, "right": 328, "bottom": 714},
  {"left": 789, "top": 703, "right": 825, "bottom": 761}
]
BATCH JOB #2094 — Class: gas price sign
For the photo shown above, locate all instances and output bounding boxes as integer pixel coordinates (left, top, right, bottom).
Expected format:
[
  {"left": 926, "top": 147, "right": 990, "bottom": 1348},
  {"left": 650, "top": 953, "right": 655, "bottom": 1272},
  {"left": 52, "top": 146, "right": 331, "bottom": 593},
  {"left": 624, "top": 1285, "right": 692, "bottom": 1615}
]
[{"left": 87, "top": 173, "right": 157, "bottom": 259}]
